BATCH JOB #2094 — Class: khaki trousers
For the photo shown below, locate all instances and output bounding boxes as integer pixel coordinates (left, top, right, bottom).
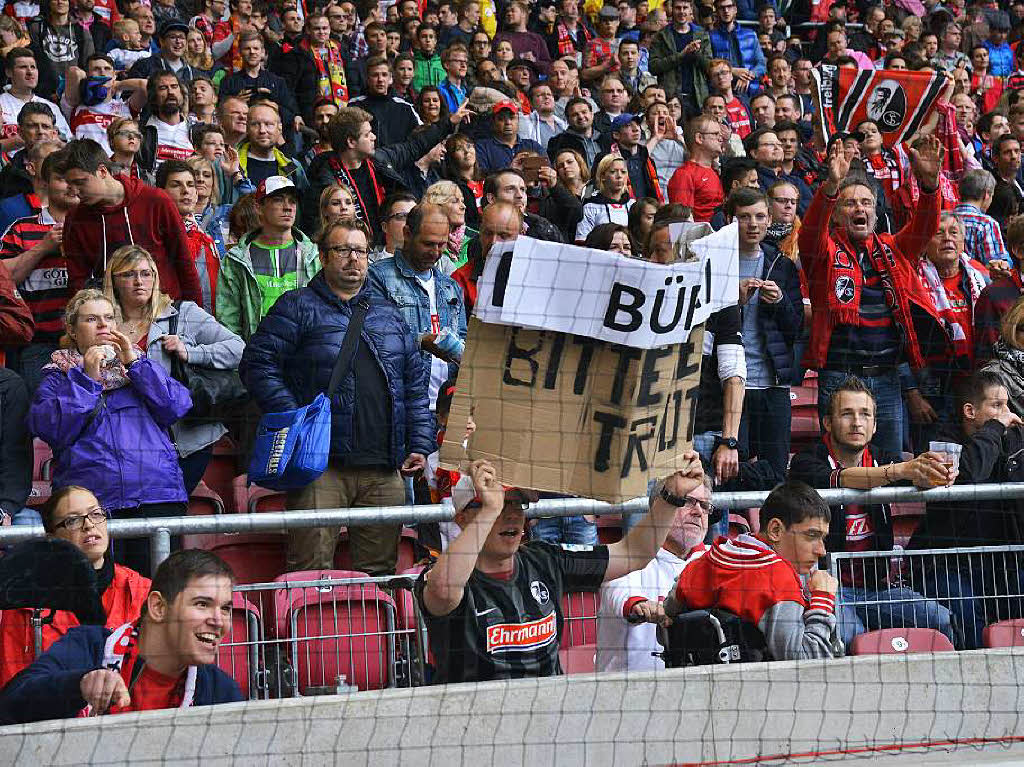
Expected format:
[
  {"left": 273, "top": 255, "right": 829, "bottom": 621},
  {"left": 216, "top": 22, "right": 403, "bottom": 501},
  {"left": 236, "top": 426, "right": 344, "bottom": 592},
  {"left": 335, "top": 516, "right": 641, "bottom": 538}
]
[{"left": 285, "top": 464, "right": 406, "bottom": 575}]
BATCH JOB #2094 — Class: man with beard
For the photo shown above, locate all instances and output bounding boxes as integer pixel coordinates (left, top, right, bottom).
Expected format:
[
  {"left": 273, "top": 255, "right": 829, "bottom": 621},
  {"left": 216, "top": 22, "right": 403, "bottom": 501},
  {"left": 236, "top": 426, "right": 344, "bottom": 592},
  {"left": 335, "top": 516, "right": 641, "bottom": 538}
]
[
  {"left": 139, "top": 70, "right": 192, "bottom": 171},
  {"left": 595, "top": 474, "right": 714, "bottom": 671}
]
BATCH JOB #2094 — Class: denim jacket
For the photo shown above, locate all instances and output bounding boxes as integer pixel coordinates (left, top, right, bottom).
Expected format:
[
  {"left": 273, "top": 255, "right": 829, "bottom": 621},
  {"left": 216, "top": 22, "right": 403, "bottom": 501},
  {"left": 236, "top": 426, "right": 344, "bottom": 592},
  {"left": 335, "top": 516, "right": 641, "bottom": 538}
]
[{"left": 367, "top": 250, "right": 468, "bottom": 382}]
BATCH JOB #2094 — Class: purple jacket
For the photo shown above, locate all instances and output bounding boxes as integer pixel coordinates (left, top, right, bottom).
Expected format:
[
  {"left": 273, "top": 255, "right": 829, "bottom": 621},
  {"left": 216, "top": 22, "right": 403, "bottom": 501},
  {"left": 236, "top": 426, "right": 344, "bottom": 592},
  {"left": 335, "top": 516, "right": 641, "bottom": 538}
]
[{"left": 28, "top": 358, "right": 192, "bottom": 510}]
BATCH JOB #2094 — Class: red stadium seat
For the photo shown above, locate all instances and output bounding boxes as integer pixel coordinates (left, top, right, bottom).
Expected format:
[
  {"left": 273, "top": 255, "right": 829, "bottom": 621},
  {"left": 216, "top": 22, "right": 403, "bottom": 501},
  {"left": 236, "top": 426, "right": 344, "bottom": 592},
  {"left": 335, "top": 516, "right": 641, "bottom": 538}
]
[
  {"left": 217, "top": 593, "right": 262, "bottom": 698},
  {"left": 596, "top": 515, "right": 623, "bottom": 544},
  {"left": 202, "top": 437, "right": 241, "bottom": 511},
  {"left": 890, "top": 502, "right": 925, "bottom": 547},
  {"left": 32, "top": 439, "right": 52, "bottom": 481},
  {"left": 26, "top": 481, "right": 51, "bottom": 509},
  {"left": 232, "top": 475, "right": 286, "bottom": 514},
  {"left": 559, "top": 643, "right": 596, "bottom": 674},
  {"left": 272, "top": 570, "right": 398, "bottom": 692},
  {"left": 190, "top": 533, "right": 288, "bottom": 584},
  {"left": 849, "top": 628, "right": 955, "bottom": 655},
  {"left": 560, "top": 591, "right": 599, "bottom": 649},
  {"left": 187, "top": 481, "right": 226, "bottom": 516},
  {"left": 982, "top": 619, "right": 1024, "bottom": 648}
]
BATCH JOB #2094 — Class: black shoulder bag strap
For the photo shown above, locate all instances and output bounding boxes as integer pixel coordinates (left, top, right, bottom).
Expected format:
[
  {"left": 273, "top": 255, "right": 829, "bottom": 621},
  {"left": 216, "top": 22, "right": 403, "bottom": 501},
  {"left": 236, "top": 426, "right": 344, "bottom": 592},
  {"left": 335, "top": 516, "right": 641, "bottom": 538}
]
[{"left": 326, "top": 298, "right": 369, "bottom": 399}]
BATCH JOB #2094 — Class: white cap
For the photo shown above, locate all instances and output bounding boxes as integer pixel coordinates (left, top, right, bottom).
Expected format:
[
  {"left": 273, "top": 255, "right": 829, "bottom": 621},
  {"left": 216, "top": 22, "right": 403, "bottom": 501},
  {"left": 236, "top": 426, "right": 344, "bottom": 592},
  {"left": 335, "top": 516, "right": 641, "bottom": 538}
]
[{"left": 258, "top": 175, "right": 298, "bottom": 201}]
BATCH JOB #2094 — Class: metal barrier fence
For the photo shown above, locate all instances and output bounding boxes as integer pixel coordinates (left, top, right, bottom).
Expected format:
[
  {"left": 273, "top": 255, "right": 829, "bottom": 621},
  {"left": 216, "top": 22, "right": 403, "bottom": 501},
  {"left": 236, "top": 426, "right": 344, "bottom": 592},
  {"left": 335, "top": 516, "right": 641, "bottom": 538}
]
[
  {"left": 829, "top": 545, "right": 1024, "bottom": 650},
  {"left": 3, "top": 482, "right": 1024, "bottom": 568}
]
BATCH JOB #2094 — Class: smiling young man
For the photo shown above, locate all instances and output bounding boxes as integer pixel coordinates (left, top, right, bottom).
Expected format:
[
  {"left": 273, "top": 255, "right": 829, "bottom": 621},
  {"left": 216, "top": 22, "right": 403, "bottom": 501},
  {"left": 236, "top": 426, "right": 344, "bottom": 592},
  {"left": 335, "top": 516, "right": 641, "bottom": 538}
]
[
  {"left": 416, "top": 455, "right": 706, "bottom": 683},
  {"left": 0, "top": 549, "right": 241, "bottom": 724}
]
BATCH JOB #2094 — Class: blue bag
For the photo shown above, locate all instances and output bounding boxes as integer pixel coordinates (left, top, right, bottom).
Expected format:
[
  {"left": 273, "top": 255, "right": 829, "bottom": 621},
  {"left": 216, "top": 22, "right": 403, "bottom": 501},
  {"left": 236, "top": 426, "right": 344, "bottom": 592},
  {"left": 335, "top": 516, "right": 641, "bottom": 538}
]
[{"left": 248, "top": 300, "right": 368, "bottom": 490}]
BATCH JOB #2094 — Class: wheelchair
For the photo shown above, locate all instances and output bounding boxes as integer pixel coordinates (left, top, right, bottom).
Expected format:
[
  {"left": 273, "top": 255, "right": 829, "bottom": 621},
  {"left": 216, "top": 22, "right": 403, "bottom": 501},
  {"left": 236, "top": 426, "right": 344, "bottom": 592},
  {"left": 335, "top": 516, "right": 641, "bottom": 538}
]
[{"left": 655, "top": 608, "right": 770, "bottom": 667}]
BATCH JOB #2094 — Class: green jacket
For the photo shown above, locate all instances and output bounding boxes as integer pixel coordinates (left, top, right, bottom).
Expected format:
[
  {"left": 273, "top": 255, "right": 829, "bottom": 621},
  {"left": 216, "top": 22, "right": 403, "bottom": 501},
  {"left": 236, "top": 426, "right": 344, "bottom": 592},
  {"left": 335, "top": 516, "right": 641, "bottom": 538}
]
[
  {"left": 413, "top": 51, "right": 446, "bottom": 92},
  {"left": 216, "top": 228, "right": 321, "bottom": 342},
  {"left": 647, "top": 27, "right": 712, "bottom": 106}
]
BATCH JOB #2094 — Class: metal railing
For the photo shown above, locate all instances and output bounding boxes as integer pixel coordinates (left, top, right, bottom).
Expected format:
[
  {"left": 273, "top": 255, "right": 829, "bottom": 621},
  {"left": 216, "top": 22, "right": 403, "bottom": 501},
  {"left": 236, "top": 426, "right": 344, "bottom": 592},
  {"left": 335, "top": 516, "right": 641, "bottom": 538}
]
[{"left": 4, "top": 482, "right": 1024, "bottom": 568}]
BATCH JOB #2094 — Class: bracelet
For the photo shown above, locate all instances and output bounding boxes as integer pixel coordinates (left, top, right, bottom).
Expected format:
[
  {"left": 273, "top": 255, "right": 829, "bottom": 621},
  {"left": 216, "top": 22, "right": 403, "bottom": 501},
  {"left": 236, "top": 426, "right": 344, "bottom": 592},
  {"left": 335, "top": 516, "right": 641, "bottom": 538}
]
[{"left": 884, "top": 463, "right": 893, "bottom": 483}]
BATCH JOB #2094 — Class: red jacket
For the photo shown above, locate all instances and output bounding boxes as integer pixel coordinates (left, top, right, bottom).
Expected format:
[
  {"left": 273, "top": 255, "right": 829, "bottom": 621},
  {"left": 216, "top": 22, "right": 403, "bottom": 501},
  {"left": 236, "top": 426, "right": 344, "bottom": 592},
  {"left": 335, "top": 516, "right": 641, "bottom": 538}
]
[
  {"left": 452, "top": 261, "right": 478, "bottom": 313},
  {"left": 0, "top": 563, "right": 150, "bottom": 687},
  {"left": 63, "top": 175, "right": 202, "bottom": 303},
  {"left": 0, "top": 260, "right": 33, "bottom": 366},
  {"left": 798, "top": 184, "right": 949, "bottom": 370}
]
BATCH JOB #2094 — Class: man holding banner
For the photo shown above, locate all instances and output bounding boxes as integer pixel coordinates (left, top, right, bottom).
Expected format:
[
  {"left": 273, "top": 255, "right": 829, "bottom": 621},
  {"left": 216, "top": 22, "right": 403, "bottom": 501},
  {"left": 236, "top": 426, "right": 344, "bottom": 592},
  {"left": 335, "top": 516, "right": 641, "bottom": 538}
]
[{"left": 799, "top": 134, "right": 952, "bottom": 458}]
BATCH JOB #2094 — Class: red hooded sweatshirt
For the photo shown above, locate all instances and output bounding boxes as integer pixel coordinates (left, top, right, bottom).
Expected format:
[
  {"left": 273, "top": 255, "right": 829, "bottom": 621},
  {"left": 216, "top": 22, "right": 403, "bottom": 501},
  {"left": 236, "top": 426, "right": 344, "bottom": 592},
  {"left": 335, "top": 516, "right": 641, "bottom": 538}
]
[{"left": 63, "top": 175, "right": 202, "bottom": 303}]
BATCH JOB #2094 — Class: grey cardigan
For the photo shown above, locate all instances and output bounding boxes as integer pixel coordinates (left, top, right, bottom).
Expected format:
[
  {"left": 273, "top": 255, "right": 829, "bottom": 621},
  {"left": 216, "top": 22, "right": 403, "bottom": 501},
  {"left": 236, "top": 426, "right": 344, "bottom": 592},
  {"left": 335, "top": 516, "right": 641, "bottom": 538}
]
[{"left": 144, "top": 300, "right": 244, "bottom": 458}]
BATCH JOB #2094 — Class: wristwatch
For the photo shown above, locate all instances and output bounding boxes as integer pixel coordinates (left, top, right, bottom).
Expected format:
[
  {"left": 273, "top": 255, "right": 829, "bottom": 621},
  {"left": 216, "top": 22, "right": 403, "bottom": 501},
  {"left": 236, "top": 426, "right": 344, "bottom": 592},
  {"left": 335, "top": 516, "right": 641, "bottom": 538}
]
[
  {"left": 714, "top": 436, "right": 739, "bottom": 451},
  {"left": 660, "top": 484, "right": 689, "bottom": 508}
]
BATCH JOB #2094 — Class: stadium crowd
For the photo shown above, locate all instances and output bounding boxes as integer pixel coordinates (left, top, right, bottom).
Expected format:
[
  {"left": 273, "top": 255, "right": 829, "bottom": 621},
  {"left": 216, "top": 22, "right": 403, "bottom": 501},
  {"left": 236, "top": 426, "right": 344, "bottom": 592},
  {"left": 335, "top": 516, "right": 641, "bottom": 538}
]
[{"left": 2, "top": 0, "right": 1024, "bottom": 722}]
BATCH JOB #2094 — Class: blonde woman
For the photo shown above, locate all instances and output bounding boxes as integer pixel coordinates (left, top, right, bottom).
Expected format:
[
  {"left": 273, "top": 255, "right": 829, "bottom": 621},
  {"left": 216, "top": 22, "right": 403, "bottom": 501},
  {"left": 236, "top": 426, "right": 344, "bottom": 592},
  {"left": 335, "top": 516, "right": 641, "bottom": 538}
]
[
  {"left": 185, "top": 28, "right": 214, "bottom": 72},
  {"left": 575, "top": 154, "right": 633, "bottom": 243},
  {"left": 423, "top": 180, "right": 476, "bottom": 274},
  {"left": 981, "top": 297, "right": 1024, "bottom": 417},
  {"left": 317, "top": 184, "right": 357, "bottom": 234},
  {"left": 103, "top": 245, "right": 243, "bottom": 495},
  {"left": 188, "top": 155, "right": 232, "bottom": 258},
  {"left": 28, "top": 287, "right": 192, "bottom": 575}
]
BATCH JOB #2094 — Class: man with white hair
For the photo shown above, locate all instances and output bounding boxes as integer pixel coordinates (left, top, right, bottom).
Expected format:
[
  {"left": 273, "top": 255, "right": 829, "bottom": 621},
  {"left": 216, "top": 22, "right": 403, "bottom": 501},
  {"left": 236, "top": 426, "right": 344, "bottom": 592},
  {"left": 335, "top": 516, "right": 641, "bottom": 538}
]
[{"left": 594, "top": 473, "right": 714, "bottom": 671}]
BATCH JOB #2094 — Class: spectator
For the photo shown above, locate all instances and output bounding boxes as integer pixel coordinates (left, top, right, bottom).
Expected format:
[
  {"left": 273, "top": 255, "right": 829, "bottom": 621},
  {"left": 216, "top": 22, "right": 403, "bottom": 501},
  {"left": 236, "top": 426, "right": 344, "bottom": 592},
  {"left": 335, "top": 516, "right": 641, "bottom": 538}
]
[
  {"left": 648, "top": 0, "right": 710, "bottom": 118},
  {"left": 415, "top": 85, "right": 449, "bottom": 127},
  {"left": 452, "top": 200, "right": 523, "bottom": 311},
  {"left": 661, "top": 481, "right": 837, "bottom": 659},
  {"left": 126, "top": 20, "right": 201, "bottom": 83},
  {"left": 706, "top": 57, "right": 751, "bottom": 139},
  {"left": 627, "top": 196, "right": 658, "bottom": 254},
  {"left": 545, "top": 0, "right": 590, "bottom": 63},
  {"left": 983, "top": 11, "right": 1013, "bottom": 77},
  {"left": 772, "top": 120, "right": 814, "bottom": 215},
  {"left": 412, "top": 23, "right": 446, "bottom": 91},
  {"left": 187, "top": 75, "right": 216, "bottom": 127},
  {"left": 219, "top": 31, "right": 299, "bottom": 134},
  {"left": 584, "top": 221, "right": 635, "bottom": 255},
  {"left": 0, "top": 48, "right": 71, "bottom": 149},
  {"left": 423, "top": 180, "right": 475, "bottom": 275},
  {"left": 368, "top": 203, "right": 467, "bottom": 408},
  {"left": 581, "top": 5, "right": 621, "bottom": 87},
  {"left": 0, "top": 151, "right": 77, "bottom": 392},
  {"left": 0, "top": 137, "right": 60, "bottom": 250},
  {"left": 437, "top": 133, "right": 483, "bottom": 229},
  {"left": 0, "top": 102, "right": 58, "bottom": 201},
  {"left": 348, "top": 55, "right": 422, "bottom": 149},
  {"left": 318, "top": 184, "right": 358, "bottom": 233},
  {"left": 552, "top": 147, "right": 589, "bottom": 202},
  {"left": 974, "top": 215, "right": 1024, "bottom": 362},
  {"left": 437, "top": 43, "right": 470, "bottom": 113},
  {"left": 643, "top": 101, "right": 686, "bottom": 192},
  {"left": 107, "top": 117, "right": 153, "bottom": 185},
  {"left": 956, "top": 169, "right": 1011, "bottom": 268},
  {"left": 371, "top": 192, "right": 418, "bottom": 262},
  {"left": 592, "top": 74, "right": 629, "bottom": 135},
  {"left": 0, "top": 549, "right": 241, "bottom": 723},
  {"left": 729, "top": 187, "right": 802, "bottom": 479},
  {"left": 28, "top": 288, "right": 192, "bottom": 575},
  {"left": 212, "top": 0, "right": 254, "bottom": 72},
  {"left": 236, "top": 102, "right": 307, "bottom": 192},
  {"left": 493, "top": 1, "right": 551, "bottom": 76},
  {"left": 216, "top": 95, "right": 249, "bottom": 150},
  {"left": 0, "top": 261, "right": 33, "bottom": 522},
  {"left": 185, "top": 29, "right": 214, "bottom": 76},
  {"left": 103, "top": 244, "right": 241, "bottom": 494},
  {"left": 668, "top": 113, "right": 725, "bottom": 222},
  {"left": 518, "top": 82, "right": 567, "bottom": 149},
  {"left": 483, "top": 168, "right": 564, "bottom": 242},
  {"left": 708, "top": 0, "right": 765, "bottom": 93},
  {"left": 617, "top": 38, "right": 655, "bottom": 96},
  {"left": 475, "top": 101, "right": 544, "bottom": 174},
  {"left": 596, "top": 112, "right": 662, "bottom": 202},
  {"left": 241, "top": 217, "right": 435, "bottom": 574},
  {"left": 416, "top": 456, "right": 705, "bottom": 683},
  {"left": 138, "top": 71, "right": 193, "bottom": 172},
  {"left": 798, "top": 135, "right": 949, "bottom": 458},
  {"left": 217, "top": 176, "right": 319, "bottom": 341},
  {"left": 392, "top": 51, "right": 418, "bottom": 103},
  {"left": 576, "top": 154, "right": 633, "bottom": 242},
  {"left": 188, "top": 153, "right": 240, "bottom": 261},
  {"left": 788, "top": 377, "right": 954, "bottom": 647},
  {"left": 596, "top": 473, "right": 711, "bottom": 671},
  {"left": 749, "top": 92, "right": 774, "bottom": 130},
  {"left": 0, "top": 486, "right": 150, "bottom": 688},
  {"left": 107, "top": 19, "right": 149, "bottom": 74},
  {"left": 28, "top": 0, "right": 95, "bottom": 98},
  {"left": 444, "top": 0, "right": 480, "bottom": 47},
  {"left": 547, "top": 97, "right": 603, "bottom": 168},
  {"left": 988, "top": 134, "right": 1023, "bottom": 225},
  {"left": 64, "top": 55, "right": 146, "bottom": 155}
]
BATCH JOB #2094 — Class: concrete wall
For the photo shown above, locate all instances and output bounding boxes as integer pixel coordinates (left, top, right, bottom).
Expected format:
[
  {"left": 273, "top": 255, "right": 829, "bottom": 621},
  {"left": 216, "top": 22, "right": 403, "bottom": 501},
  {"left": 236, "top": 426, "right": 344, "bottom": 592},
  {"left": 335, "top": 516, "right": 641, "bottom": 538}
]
[{"left": 3, "top": 649, "right": 1024, "bottom": 766}]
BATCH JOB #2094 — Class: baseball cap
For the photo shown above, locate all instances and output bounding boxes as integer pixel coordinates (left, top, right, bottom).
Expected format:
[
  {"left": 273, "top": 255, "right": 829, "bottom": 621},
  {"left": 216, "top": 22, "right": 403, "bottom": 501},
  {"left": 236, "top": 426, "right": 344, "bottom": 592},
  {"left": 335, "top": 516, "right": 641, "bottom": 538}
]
[
  {"left": 159, "top": 19, "right": 189, "bottom": 37},
  {"left": 507, "top": 57, "right": 538, "bottom": 73},
  {"left": 610, "top": 112, "right": 641, "bottom": 131},
  {"left": 257, "top": 175, "right": 298, "bottom": 202},
  {"left": 492, "top": 100, "right": 519, "bottom": 115},
  {"left": 828, "top": 129, "right": 865, "bottom": 150},
  {"left": 450, "top": 474, "right": 540, "bottom": 514},
  {"left": 598, "top": 4, "right": 620, "bottom": 18}
]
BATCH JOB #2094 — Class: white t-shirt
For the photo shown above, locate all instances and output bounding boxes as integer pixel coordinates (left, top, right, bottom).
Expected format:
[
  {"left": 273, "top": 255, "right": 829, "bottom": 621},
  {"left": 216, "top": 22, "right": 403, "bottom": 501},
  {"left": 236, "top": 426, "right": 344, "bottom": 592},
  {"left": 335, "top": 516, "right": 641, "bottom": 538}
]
[
  {"left": 0, "top": 92, "right": 71, "bottom": 141},
  {"left": 415, "top": 272, "right": 450, "bottom": 410},
  {"left": 595, "top": 545, "right": 706, "bottom": 672},
  {"left": 69, "top": 99, "right": 132, "bottom": 154},
  {"left": 147, "top": 116, "right": 193, "bottom": 167}
]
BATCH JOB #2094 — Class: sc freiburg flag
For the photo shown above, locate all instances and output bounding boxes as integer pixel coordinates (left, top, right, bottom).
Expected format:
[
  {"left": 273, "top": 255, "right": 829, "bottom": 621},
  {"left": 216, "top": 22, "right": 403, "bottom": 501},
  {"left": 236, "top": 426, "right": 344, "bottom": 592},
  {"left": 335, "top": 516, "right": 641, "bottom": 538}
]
[{"left": 813, "top": 64, "right": 945, "bottom": 144}]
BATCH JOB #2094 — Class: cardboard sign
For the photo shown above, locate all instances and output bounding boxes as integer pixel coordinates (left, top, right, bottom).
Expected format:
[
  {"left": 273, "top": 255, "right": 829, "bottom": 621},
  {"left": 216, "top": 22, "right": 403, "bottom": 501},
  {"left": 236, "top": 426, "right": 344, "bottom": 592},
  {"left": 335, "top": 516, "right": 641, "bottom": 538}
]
[
  {"left": 473, "top": 227, "right": 738, "bottom": 349},
  {"left": 440, "top": 318, "right": 705, "bottom": 502}
]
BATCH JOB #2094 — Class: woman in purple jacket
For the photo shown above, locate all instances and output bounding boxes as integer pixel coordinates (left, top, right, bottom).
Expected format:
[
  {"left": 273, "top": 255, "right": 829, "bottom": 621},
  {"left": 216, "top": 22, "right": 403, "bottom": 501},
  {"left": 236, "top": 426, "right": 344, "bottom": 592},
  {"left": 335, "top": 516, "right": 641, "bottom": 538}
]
[{"left": 28, "top": 289, "right": 193, "bottom": 576}]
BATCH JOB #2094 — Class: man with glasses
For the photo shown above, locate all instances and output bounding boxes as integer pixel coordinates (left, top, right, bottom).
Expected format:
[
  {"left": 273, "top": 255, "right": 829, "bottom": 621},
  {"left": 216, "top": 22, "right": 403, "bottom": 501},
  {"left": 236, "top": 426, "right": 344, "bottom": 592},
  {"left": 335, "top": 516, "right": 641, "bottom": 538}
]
[
  {"left": 241, "top": 217, "right": 435, "bottom": 575},
  {"left": 0, "top": 486, "right": 150, "bottom": 687},
  {"left": 707, "top": 0, "right": 765, "bottom": 95},
  {"left": 668, "top": 114, "right": 724, "bottom": 222},
  {"left": 595, "top": 473, "right": 714, "bottom": 671},
  {"left": 772, "top": 121, "right": 814, "bottom": 214},
  {"left": 127, "top": 19, "right": 202, "bottom": 84},
  {"left": 437, "top": 43, "right": 470, "bottom": 113},
  {"left": 372, "top": 192, "right": 417, "bottom": 262}
]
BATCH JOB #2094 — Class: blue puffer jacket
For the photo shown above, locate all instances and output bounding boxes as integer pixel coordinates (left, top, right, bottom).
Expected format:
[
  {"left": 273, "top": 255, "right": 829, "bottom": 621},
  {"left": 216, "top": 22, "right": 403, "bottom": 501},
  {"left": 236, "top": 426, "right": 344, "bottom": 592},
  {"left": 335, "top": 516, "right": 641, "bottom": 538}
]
[
  {"left": 751, "top": 243, "right": 804, "bottom": 386},
  {"left": 0, "top": 625, "right": 242, "bottom": 724},
  {"left": 28, "top": 357, "right": 192, "bottom": 511},
  {"left": 709, "top": 24, "right": 766, "bottom": 82},
  {"left": 239, "top": 273, "right": 436, "bottom": 468}
]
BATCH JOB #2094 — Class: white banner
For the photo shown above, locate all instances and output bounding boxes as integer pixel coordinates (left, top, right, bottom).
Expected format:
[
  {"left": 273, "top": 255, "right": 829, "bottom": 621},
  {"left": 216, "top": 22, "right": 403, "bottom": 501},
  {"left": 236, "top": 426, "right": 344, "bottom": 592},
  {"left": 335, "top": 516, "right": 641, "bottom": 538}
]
[{"left": 473, "top": 224, "right": 739, "bottom": 348}]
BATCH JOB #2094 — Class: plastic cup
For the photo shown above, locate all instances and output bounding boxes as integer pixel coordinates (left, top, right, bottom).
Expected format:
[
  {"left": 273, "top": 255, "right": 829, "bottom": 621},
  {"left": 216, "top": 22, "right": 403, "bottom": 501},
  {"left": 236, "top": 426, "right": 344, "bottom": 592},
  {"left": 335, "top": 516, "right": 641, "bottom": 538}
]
[{"left": 928, "top": 441, "right": 962, "bottom": 485}]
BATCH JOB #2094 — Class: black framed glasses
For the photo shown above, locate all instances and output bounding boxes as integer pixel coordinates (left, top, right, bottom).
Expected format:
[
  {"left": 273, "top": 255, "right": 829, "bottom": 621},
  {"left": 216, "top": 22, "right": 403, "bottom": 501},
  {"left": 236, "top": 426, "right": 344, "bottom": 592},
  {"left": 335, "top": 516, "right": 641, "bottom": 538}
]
[
  {"left": 54, "top": 508, "right": 109, "bottom": 531},
  {"left": 682, "top": 496, "right": 716, "bottom": 515}
]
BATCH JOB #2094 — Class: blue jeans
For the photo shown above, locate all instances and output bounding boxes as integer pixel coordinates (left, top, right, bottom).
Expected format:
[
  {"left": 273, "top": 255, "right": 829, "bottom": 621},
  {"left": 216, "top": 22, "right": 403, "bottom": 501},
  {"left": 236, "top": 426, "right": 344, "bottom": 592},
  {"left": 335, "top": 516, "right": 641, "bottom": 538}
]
[
  {"left": 837, "top": 585, "right": 953, "bottom": 648},
  {"left": 738, "top": 387, "right": 791, "bottom": 480},
  {"left": 817, "top": 369, "right": 903, "bottom": 457},
  {"left": 531, "top": 515, "right": 598, "bottom": 545}
]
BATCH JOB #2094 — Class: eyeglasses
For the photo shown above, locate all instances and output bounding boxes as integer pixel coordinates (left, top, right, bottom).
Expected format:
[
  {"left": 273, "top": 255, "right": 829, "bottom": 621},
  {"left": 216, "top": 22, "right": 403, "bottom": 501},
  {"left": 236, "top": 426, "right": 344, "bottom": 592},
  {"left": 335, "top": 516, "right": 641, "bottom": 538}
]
[
  {"left": 114, "top": 269, "right": 155, "bottom": 281},
  {"left": 681, "top": 496, "right": 716, "bottom": 515},
  {"left": 385, "top": 211, "right": 409, "bottom": 222},
  {"left": 54, "top": 508, "right": 109, "bottom": 531},
  {"left": 115, "top": 130, "right": 142, "bottom": 140},
  {"left": 325, "top": 245, "right": 369, "bottom": 259}
]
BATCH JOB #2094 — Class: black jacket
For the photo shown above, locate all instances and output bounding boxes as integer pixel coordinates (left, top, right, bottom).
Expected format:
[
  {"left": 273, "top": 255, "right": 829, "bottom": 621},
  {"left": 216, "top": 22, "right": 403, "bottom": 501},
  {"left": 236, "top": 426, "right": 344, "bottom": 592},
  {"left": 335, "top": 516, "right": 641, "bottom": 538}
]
[
  {"left": 219, "top": 69, "right": 299, "bottom": 128},
  {"left": 910, "top": 420, "right": 1024, "bottom": 549},
  {"left": 268, "top": 45, "right": 321, "bottom": 122},
  {"left": 348, "top": 93, "right": 422, "bottom": 149},
  {"left": 0, "top": 150, "right": 33, "bottom": 200}
]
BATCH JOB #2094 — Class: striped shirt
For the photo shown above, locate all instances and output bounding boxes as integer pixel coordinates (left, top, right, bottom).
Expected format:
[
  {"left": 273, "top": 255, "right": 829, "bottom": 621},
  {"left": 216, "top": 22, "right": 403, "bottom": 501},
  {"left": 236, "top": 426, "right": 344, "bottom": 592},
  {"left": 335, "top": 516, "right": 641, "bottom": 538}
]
[
  {"left": 0, "top": 208, "right": 68, "bottom": 342},
  {"left": 954, "top": 203, "right": 1009, "bottom": 267}
]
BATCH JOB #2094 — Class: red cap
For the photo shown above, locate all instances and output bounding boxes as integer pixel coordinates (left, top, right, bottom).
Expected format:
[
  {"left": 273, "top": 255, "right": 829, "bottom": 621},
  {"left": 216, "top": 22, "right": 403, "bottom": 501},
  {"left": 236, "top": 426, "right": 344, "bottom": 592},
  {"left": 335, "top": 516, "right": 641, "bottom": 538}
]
[{"left": 492, "top": 100, "right": 519, "bottom": 115}]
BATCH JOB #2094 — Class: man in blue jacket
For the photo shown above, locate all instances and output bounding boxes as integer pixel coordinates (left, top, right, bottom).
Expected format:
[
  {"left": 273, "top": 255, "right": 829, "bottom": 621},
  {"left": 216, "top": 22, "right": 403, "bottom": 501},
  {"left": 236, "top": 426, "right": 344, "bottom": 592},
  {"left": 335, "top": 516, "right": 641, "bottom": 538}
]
[
  {"left": 0, "top": 550, "right": 242, "bottom": 724},
  {"left": 241, "top": 217, "right": 436, "bottom": 575},
  {"left": 708, "top": 0, "right": 765, "bottom": 94}
]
